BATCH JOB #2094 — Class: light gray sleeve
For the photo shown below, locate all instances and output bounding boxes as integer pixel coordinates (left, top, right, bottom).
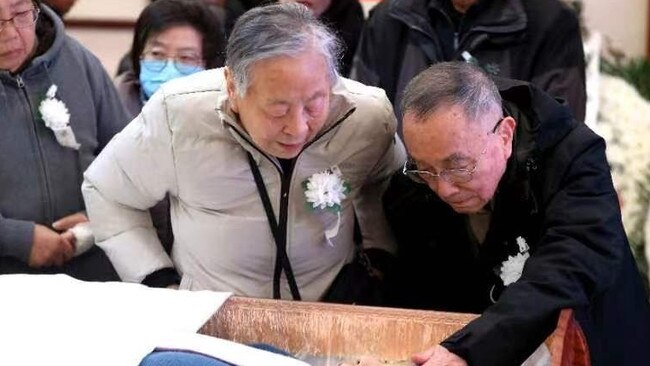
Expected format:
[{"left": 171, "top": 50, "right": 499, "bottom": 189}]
[
  {"left": 82, "top": 90, "right": 177, "bottom": 283},
  {"left": 353, "top": 93, "right": 407, "bottom": 254}
]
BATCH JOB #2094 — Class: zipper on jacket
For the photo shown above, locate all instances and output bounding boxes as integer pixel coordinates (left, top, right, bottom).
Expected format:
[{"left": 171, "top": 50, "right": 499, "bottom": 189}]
[
  {"left": 17, "top": 75, "right": 55, "bottom": 224},
  {"left": 227, "top": 107, "right": 355, "bottom": 295},
  {"left": 302, "top": 108, "right": 355, "bottom": 152}
]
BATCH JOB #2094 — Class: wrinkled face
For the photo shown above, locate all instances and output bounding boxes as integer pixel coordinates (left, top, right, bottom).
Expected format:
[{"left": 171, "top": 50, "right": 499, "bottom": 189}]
[
  {"left": 226, "top": 48, "right": 331, "bottom": 159},
  {"left": 403, "top": 104, "right": 516, "bottom": 214},
  {"left": 279, "top": 0, "right": 331, "bottom": 17},
  {"left": 0, "top": 0, "right": 37, "bottom": 73}
]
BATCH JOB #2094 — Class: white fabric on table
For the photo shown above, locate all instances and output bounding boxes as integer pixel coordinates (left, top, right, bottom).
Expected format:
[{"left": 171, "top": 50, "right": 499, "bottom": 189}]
[{"left": 0, "top": 274, "right": 301, "bottom": 366}]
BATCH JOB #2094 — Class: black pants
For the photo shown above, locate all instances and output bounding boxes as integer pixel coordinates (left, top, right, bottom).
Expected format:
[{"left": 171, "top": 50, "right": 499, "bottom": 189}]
[{"left": 0, "top": 245, "right": 119, "bottom": 282}]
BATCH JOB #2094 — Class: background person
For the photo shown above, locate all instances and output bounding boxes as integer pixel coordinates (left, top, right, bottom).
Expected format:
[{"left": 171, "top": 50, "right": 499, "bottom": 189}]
[
  {"left": 279, "top": 0, "right": 364, "bottom": 76},
  {"left": 115, "top": 0, "right": 226, "bottom": 120},
  {"left": 0, "top": 0, "right": 128, "bottom": 280},
  {"left": 114, "top": 0, "right": 227, "bottom": 253},
  {"left": 351, "top": 0, "right": 587, "bottom": 124}
]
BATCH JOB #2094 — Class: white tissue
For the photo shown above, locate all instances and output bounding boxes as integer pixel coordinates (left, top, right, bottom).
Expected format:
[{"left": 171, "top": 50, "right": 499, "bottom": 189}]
[{"left": 70, "top": 221, "right": 94, "bottom": 256}]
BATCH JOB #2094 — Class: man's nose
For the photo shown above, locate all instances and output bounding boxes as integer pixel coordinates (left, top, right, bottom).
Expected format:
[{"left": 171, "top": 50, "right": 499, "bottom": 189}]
[
  {"left": 430, "top": 178, "right": 459, "bottom": 198},
  {"left": 283, "top": 108, "right": 309, "bottom": 137},
  {"left": 0, "top": 20, "right": 20, "bottom": 38}
]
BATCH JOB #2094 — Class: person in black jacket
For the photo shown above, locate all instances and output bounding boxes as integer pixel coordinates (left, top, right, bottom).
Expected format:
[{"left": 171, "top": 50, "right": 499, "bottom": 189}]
[
  {"left": 351, "top": 0, "right": 586, "bottom": 125},
  {"left": 380, "top": 62, "right": 650, "bottom": 365},
  {"left": 280, "top": 0, "right": 364, "bottom": 76}
]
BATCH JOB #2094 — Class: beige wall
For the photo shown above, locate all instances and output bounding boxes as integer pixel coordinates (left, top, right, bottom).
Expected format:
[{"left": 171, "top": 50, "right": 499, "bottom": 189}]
[
  {"left": 583, "top": 0, "right": 648, "bottom": 58},
  {"left": 64, "top": 0, "right": 147, "bottom": 75},
  {"left": 66, "top": 28, "right": 133, "bottom": 76},
  {"left": 66, "top": 0, "right": 148, "bottom": 21}
]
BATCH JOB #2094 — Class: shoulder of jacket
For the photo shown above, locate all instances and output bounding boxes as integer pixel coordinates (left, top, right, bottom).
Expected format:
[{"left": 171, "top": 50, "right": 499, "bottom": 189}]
[
  {"left": 338, "top": 77, "right": 393, "bottom": 116},
  {"left": 338, "top": 77, "right": 390, "bottom": 104},
  {"left": 336, "top": 77, "right": 397, "bottom": 135},
  {"left": 159, "top": 68, "right": 226, "bottom": 98}
]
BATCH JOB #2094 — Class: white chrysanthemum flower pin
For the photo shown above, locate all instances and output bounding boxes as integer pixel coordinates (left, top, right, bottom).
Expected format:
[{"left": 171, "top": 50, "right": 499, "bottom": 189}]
[
  {"left": 499, "top": 236, "right": 530, "bottom": 286},
  {"left": 39, "top": 84, "right": 80, "bottom": 150},
  {"left": 303, "top": 167, "right": 349, "bottom": 212},
  {"left": 40, "top": 98, "right": 70, "bottom": 130},
  {"left": 303, "top": 166, "right": 350, "bottom": 246}
]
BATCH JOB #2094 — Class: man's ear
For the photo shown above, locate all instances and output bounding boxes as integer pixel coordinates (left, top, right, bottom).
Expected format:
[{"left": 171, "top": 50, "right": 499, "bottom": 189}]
[
  {"left": 224, "top": 67, "right": 239, "bottom": 113},
  {"left": 498, "top": 116, "right": 516, "bottom": 159}
]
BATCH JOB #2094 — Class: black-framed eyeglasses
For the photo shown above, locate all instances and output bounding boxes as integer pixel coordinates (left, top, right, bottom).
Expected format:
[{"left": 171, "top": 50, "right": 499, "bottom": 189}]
[
  {"left": 403, "top": 117, "right": 505, "bottom": 185},
  {"left": 140, "top": 50, "right": 204, "bottom": 75},
  {"left": 0, "top": 8, "right": 39, "bottom": 33}
]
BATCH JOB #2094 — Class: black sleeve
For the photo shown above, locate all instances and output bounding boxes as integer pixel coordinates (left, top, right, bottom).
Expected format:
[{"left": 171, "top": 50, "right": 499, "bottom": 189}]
[
  {"left": 529, "top": 6, "right": 586, "bottom": 122},
  {"left": 142, "top": 267, "right": 181, "bottom": 288},
  {"left": 442, "top": 127, "right": 625, "bottom": 365}
]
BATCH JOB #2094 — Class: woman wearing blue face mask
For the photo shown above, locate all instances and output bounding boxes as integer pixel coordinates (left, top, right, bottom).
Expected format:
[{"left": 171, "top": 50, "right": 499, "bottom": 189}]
[
  {"left": 114, "top": 0, "right": 225, "bottom": 260},
  {"left": 116, "top": 0, "right": 226, "bottom": 120}
]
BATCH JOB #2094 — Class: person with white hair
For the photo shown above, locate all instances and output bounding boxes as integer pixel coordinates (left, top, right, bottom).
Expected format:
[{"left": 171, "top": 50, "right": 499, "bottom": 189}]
[{"left": 82, "top": 3, "right": 405, "bottom": 302}]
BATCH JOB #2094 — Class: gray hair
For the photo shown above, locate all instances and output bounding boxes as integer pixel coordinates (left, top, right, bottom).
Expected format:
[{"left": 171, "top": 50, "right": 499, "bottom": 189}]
[
  {"left": 401, "top": 62, "right": 503, "bottom": 124},
  {"left": 226, "top": 3, "right": 341, "bottom": 96}
]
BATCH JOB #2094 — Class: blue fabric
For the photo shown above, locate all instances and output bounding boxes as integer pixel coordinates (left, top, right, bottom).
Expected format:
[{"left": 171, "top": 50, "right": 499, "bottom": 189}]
[
  {"left": 247, "top": 343, "right": 292, "bottom": 357},
  {"left": 139, "top": 343, "right": 292, "bottom": 366},
  {"left": 139, "top": 351, "right": 232, "bottom": 366}
]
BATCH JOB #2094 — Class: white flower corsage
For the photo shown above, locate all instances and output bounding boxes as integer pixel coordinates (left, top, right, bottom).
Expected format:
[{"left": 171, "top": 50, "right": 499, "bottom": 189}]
[
  {"left": 303, "top": 166, "right": 350, "bottom": 246},
  {"left": 490, "top": 236, "right": 531, "bottom": 303},
  {"left": 39, "top": 85, "right": 80, "bottom": 150},
  {"left": 499, "top": 236, "right": 530, "bottom": 286}
]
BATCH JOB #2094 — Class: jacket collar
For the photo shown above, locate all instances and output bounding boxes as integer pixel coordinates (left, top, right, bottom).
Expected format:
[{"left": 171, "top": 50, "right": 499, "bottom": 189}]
[
  {"left": 389, "top": 0, "right": 527, "bottom": 39},
  {"left": 489, "top": 78, "right": 576, "bottom": 223}
]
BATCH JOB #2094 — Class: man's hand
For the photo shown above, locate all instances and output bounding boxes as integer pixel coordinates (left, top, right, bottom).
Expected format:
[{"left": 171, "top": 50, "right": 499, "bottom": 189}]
[
  {"left": 52, "top": 212, "right": 88, "bottom": 231},
  {"left": 28, "top": 224, "right": 75, "bottom": 267},
  {"left": 412, "top": 345, "right": 468, "bottom": 366}
]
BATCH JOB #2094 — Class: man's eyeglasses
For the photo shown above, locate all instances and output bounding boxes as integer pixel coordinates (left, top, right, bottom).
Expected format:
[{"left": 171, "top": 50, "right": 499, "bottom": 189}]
[
  {"left": 0, "top": 8, "right": 39, "bottom": 33},
  {"left": 141, "top": 50, "right": 204, "bottom": 75},
  {"left": 403, "top": 117, "right": 505, "bottom": 185}
]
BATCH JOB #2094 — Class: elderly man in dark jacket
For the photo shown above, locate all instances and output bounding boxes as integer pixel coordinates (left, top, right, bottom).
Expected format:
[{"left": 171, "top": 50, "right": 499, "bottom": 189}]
[
  {"left": 383, "top": 62, "right": 650, "bottom": 366},
  {"left": 352, "top": 0, "right": 586, "bottom": 125}
]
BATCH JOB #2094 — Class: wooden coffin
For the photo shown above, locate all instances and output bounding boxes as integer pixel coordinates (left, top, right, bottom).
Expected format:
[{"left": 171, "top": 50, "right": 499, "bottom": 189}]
[{"left": 199, "top": 296, "right": 589, "bottom": 365}]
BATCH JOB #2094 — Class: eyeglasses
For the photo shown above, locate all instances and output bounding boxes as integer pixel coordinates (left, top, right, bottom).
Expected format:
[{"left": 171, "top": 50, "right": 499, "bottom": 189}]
[
  {"left": 141, "top": 50, "right": 204, "bottom": 75},
  {"left": 0, "top": 8, "right": 39, "bottom": 33},
  {"left": 403, "top": 117, "right": 505, "bottom": 185}
]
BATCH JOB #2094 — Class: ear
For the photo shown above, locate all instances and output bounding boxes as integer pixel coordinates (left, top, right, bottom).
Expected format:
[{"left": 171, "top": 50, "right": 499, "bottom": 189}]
[
  {"left": 224, "top": 67, "right": 239, "bottom": 113},
  {"left": 497, "top": 116, "right": 516, "bottom": 159}
]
